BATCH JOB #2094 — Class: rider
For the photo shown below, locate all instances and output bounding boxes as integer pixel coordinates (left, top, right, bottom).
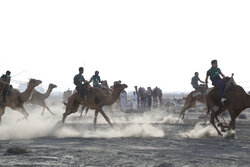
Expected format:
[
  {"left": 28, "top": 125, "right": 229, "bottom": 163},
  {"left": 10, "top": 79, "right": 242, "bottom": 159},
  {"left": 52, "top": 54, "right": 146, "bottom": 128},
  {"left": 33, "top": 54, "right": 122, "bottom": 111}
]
[
  {"left": 205, "top": 60, "right": 226, "bottom": 102},
  {"left": 89, "top": 71, "right": 102, "bottom": 89},
  {"left": 0, "top": 70, "right": 11, "bottom": 104},
  {"left": 191, "top": 72, "right": 205, "bottom": 92},
  {"left": 73, "top": 67, "right": 88, "bottom": 99}
]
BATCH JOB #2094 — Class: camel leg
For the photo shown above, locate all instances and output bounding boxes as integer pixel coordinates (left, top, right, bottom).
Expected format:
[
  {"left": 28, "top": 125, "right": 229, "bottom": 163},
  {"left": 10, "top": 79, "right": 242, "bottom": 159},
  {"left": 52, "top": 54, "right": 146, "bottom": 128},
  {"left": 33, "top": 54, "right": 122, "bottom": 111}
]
[
  {"left": 85, "top": 108, "right": 89, "bottom": 117},
  {"left": 229, "top": 110, "right": 241, "bottom": 130},
  {"left": 93, "top": 110, "right": 98, "bottom": 130},
  {"left": 179, "top": 94, "right": 195, "bottom": 121},
  {"left": 16, "top": 107, "right": 29, "bottom": 120},
  {"left": 206, "top": 111, "right": 221, "bottom": 124},
  {"left": 179, "top": 101, "right": 195, "bottom": 121},
  {"left": 210, "top": 109, "right": 222, "bottom": 136},
  {"left": 41, "top": 107, "right": 45, "bottom": 116},
  {"left": 97, "top": 107, "right": 112, "bottom": 128},
  {"left": 204, "top": 107, "right": 210, "bottom": 124},
  {"left": 62, "top": 111, "right": 68, "bottom": 123},
  {"left": 0, "top": 106, "right": 6, "bottom": 123},
  {"left": 229, "top": 117, "right": 236, "bottom": 130},
  {"left": 44, "top": 105, "right": 55, "bottom": 116},
  {"left": 62, "top": 103, "right": 79, "bottom": 123},
  {"left": 80, "top": 107, "right": 89, "bottom": 117},
  {"left": 109, "top": 106, "right": 114, "bottom": 120},
  {"left": 219, "top": 114, "right": 228, "bottom": 125},
  {"left": 159, "top": 96, "right": 163, "bottom": 109},
  {"left": 179, "top": 105, "right": 190, "bottom": 120},
  {"left": 79, "top": 106, "right": 85, "bottom": 117}
]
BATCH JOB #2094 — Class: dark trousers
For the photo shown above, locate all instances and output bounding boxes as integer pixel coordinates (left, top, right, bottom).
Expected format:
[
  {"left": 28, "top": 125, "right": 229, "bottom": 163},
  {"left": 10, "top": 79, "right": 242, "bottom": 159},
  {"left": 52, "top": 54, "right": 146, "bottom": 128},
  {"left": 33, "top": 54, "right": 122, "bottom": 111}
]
[
  {"left": 76, "top": 85, "right": 88, "bottom": 99},
  {"left": 213, "top": 79, "right": 225, "bottom": 98},
  {"left": 2, "top": 89, "right": 7, "bottom": 103}
]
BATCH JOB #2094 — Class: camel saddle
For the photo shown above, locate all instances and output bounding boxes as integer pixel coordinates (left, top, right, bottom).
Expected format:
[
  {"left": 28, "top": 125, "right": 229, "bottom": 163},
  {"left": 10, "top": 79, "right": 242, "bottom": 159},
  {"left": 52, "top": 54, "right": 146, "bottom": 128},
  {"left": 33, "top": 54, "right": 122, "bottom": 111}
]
[{"left": 191, "top": 84, "right": 207, "bottom": 97}]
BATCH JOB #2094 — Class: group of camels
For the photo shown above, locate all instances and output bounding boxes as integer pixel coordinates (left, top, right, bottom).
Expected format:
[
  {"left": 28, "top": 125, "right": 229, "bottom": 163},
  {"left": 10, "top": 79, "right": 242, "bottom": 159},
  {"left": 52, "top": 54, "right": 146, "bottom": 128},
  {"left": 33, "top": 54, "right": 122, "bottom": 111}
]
[
  {"left": 0, "top": 79, "right": 57, "bottom": 122},
  {"left": 179, "top": 75, "right": 250, "bottom": 136},
  {"left": 1, "top": 74, "right": 250, "bottom": 136},
  {"left": 0, "top": 78, "right": 127, "bottom": 130}
]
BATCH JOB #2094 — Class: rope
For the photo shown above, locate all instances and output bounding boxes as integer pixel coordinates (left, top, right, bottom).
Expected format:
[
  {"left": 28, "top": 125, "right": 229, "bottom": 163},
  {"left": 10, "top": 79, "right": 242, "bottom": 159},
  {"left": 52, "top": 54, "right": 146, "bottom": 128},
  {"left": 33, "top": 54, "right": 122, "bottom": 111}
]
[
  {"left": 11, "top": 79, "right": 28, "bottom": 85},
  {"left": 12, "top": 69, "right": 29, "bottom": 78}
]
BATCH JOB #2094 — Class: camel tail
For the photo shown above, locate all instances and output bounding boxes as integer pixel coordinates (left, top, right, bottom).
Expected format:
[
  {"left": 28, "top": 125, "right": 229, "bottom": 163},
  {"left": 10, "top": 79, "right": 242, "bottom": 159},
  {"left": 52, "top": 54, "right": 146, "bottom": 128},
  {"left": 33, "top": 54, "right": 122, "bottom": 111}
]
[{"left": 63, "top": 102, "right": 67, "bottom": 106}]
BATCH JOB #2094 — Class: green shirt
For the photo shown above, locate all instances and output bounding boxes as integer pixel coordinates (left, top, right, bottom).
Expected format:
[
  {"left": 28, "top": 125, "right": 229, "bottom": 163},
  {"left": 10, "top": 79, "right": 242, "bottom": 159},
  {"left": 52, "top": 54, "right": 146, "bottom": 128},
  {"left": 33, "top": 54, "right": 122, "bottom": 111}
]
[
  {"left": 191, "top": 76, "right": 199, "bottom": 87},
  {"left": 92, "top": 75, "right": 101, "bottom": 86},
  {"left": 207, "top": 67, "right": 221, "bottom": 84},
  {"left": 74, "top": 74, "right": 85, "bottom": 87},
  {"left": 1, "top": 75, "right": 11, "bottom": 84}
]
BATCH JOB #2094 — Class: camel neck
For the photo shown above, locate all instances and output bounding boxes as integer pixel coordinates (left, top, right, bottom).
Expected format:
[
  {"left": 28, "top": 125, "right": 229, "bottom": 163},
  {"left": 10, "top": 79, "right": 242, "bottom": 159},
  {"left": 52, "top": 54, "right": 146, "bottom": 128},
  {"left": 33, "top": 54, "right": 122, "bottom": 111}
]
[
  {"left": 111, "top": 89, "right": 121, "bottom": 103},
  {"left": 44, "top": 87, "right": 53, "bottom": 99},
  {"left": 101, "top": 89, "right": 121, "bottom": 105},
  {"left": 21, "top": 84, "right": 35, "bottom": 102}
]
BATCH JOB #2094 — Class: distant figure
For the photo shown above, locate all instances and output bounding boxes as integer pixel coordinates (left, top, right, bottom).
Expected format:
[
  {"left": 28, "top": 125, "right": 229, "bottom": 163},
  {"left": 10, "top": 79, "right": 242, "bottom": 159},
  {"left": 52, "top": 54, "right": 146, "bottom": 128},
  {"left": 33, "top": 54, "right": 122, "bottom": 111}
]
[
  {"left": 120, "top": 90, "right": 127, "bottom": 111},
  {"left": 152, "top": 87, "right": 163, "bottom": 108},
  {"left": 205, "top": 59, "right": 226, "bottom": 102},
  {"left": 73, "top": 67, "right": 88, "bottom": 99},
  {"left": 132, "top": 91, "right": 138, "bottom": 110},
  {"left": 0, "top": 70, "right": 11, "bottom": 104},
  {"left": 138, "top": 87, "right": 147, "bottom": 109},
  {"left": 146, "top": 87, "right": 152, "bottom": 110},
  {"left": 191, "top": 72, "right": 205, "bottom": 92},
  {"left": 89, "top": 70, "right": 102, "bottom": 89}
]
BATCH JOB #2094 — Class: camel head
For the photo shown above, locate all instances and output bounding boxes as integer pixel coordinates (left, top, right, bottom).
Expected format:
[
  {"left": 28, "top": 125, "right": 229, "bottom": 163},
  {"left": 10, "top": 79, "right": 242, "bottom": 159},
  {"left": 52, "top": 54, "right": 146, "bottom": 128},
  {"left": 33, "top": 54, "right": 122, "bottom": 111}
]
[
  {"left": 49, "top": 83, "right": 57, "bottom": 89},
  {"left": 28, "top": 79, "right": 42, "bottom": 88},
  {"left": 101, "top": 80, "right": 109, "bottom": 87},
  {"left": 113, "top": 81, "right": 128, "bottom": 92}
]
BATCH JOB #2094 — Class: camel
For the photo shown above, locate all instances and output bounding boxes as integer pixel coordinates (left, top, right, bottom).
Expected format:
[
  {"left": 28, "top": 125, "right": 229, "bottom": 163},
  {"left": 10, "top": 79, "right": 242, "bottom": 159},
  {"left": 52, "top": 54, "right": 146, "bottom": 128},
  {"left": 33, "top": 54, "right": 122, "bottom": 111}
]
[
  {"left": 62, "top": 81, "right": 127, "bottom": 129},
  {"left": 79, "top": 80, "right": 113, "bottom": 117},
  {"left": 178, "top": 88, "right": 226, "bottom": 124},
  {"left": 206, "top": 76, "right": 250, "bottom": 135},
  {"left": 152, "top": 87, "right": 163, "bottom": 108},
  {"left": 28, "top": 83, "right": 57, "bottom": 116},
  {"left": 0, "top": 79, "right": 42, "bottom": 122},
  {"left": 178, "top": 90, "right": 206, "bottom": 120}
]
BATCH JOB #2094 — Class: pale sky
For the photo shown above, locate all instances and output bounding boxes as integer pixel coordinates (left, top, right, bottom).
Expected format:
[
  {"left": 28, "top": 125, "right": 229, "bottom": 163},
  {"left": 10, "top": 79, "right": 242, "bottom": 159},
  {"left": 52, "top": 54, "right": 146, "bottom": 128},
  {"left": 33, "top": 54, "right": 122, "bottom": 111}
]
[{"left": 1, "top": 0, "right": 250, "bottom": 93}]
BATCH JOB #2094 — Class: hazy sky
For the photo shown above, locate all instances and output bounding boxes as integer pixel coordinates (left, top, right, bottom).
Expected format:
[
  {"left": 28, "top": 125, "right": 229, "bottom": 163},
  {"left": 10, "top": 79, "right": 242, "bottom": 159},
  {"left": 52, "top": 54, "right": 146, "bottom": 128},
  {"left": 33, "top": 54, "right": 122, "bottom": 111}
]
[{"left": 1, "top": 0, "right": 250, "bottom": 93}]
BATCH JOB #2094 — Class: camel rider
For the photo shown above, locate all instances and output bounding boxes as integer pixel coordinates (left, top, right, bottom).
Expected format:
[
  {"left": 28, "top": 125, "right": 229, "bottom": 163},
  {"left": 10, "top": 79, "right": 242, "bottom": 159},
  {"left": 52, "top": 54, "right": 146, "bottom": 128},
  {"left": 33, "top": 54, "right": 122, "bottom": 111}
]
[
  {"left": 73, "top": 67, "right": 88, "bottom": 99},
  {"left": 89, "top": 71, "right": 102, "bottom": 89},
  {"left": 0, "top": 70, "right": 11, "bottom": 104},
  {"left": 191, "top": 72, "right": 205, "bottom": 92},
  {"left": 205, "top": 60, "right": 226, "bottom": 102}
]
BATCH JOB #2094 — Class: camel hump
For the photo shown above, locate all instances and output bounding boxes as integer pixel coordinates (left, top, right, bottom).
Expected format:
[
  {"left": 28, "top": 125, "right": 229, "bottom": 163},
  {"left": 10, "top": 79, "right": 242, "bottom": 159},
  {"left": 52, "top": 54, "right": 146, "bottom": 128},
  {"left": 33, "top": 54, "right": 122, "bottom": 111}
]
[{"left": 222, "top": 77, "right": 231, "bottom": 83}]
